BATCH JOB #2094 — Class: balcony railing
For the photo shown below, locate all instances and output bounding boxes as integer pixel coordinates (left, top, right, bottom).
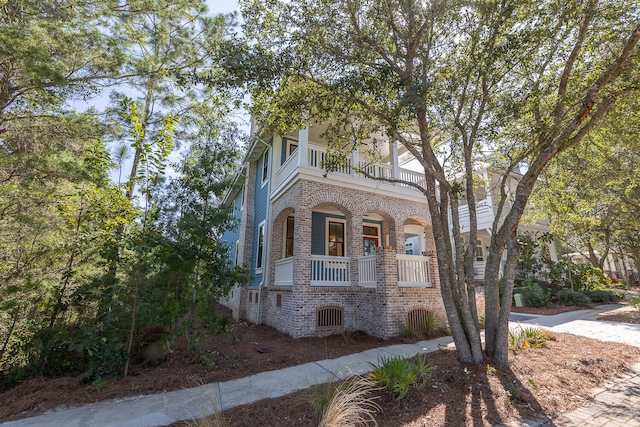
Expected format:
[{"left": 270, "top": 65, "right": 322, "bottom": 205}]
[
  {"left": 307, "top": 144, "right": 427, "bottom": 190},
  {"left": 311, "top": 255, "right": 350, "bottom": 286},
  {"left": 357, "top": 255, "right": 376, "bottom": 287},
  {"left": 397, "top": 254, "right": 433, "bottom": 287},
  {"left": 273, "top": 258, "right": 294, "bottom": 286}
]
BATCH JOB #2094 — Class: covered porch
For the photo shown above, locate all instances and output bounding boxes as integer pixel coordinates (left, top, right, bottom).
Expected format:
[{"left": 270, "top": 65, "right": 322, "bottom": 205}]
[{"left": 270, "top": 203, "right": 435, "bottom": 289}]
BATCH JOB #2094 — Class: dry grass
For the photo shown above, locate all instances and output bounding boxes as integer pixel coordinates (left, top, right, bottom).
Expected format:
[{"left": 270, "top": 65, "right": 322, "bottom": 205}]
[{"left": 318, "top": 377, "right": 381, "bottom": 427}]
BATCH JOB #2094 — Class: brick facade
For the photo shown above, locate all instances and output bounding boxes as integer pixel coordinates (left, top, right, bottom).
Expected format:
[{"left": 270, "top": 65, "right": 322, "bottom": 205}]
[{"left": 223, "top": 178, "right": 447, "bottom": 339}]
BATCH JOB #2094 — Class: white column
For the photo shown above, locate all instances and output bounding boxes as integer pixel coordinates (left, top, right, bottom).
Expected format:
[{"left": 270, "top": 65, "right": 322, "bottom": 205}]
[
  {"left": 351, "top": 145, "right": 359, "bottom": 176},
  {"left": 298, "top": 125, "right": 309, "bottom": 168},
  {"left": 390, "top": 140, "right": 399, "bottom": 179}
]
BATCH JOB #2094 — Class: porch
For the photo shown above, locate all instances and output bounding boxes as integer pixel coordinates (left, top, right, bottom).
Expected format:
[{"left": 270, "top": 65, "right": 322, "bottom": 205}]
[{"left": 273, "top": 253, "right": 434, "bottom": 288}]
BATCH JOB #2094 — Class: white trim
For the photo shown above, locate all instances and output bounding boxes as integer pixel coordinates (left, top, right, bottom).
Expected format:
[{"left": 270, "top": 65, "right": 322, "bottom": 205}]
[
  {"left": 261, "top": 149, "right": 269, "bottom": 188},
  {"left": 325, "top": 217, "right": 347, "bottom": 257},
  {"left": 256, "top": 220, "right": 266, "bottom": 272},
  {"left": 283, "top": 215, "right": 295, "bottom": 258},
  {"left": 234, "top": 240, "right": 240, "bottom": 266}
]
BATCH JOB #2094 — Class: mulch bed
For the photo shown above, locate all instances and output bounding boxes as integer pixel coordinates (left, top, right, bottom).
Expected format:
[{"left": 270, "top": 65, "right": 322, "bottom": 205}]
[{"left": 179, "top": 333, "right": 640, "bottom": 427}]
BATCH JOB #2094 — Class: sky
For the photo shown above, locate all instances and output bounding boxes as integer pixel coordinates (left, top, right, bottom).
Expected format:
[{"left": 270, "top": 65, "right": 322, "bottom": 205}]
[{"left": 208, "top": 0, "right": 240, "bottom": 15}]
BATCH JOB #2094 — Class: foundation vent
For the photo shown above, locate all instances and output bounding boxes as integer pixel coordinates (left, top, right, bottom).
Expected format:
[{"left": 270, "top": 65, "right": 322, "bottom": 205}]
[
  {"left": 406, "top": 308, "right": 434, "bottom": 333},
  {"left": 316, "top": 306, "right": 344, "bottom": 330}
]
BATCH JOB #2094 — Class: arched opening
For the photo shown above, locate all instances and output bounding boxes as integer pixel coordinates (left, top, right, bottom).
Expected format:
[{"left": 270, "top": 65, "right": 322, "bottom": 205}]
[
  {"left": 271, "top": 207, "right": 295, "bottom": 286},
  {"left": 398, "top": 217, "right": 435, "bottom": 287}
]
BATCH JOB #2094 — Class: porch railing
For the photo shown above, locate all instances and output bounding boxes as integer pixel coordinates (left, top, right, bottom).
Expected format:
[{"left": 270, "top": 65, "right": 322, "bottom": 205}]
[
  {"left": 308, "top": 144, "right": 427, "bottom": 190},
  {"left": 397, "top": 254, "right": 433, "bottom": 287},
  {"left": 309, "top": 145, "right": 353, "bottom": 174},
  {"left": 357, "top": 255, "right": 376, "bottom": 287},
  {"left": 311, "top": 255, "right": 350, "bottom": 286},
  {"left": 273, "top": 257, "right": 294, "bottom": 286}
]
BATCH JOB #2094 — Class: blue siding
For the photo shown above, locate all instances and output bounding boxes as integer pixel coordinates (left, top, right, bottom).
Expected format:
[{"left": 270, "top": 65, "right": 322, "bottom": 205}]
[
  {"left": 220, "top": 188, "right": 243, "bottom": 264},
  {"left": 250, "top": 150, "right": 270, "bottom": 286}
]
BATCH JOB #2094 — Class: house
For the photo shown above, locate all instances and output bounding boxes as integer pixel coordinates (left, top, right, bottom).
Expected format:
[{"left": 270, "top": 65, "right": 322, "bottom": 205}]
[
  {"left": 455, "top": 166, "right": 558, "bottom": 282},
  {"left": 220, "top": 122, "right": 446, "bottom": 339},
  {"left": 219, "top": 123, "right": 560, "bottom": 339}
]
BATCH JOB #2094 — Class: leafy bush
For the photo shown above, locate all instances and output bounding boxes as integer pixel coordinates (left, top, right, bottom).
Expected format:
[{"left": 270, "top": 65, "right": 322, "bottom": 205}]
[
  {"left": 509, "top": 325, "right": 556, "bottom": 350},
  {"left": 584, "top": 289, "right": 625, "bottom": 303},
  {"left": 368, "top": 354, "right": 436, "bottom": 400},
  {"left": 521, "top": 282, "right": 550, "bottom": 307},
  {"left": 556, "top": 289, "right": 591, "bottom": 306}
]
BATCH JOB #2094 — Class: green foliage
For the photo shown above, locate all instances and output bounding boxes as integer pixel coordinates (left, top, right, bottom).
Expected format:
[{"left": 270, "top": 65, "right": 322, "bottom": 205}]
[
  {"left": 368, "top": 355, "right": 436, "bottom": 400},
  {"left": 520, "top": 281, "right": 551, "bottom": 307},
  {"left": 508, "top": 325, "right": 555, "bottom": 351},
  {"left": 584, "top": 289, "right": 625, "bottom": 303},
  {"left": 556, "top": 290, "right": 592, "bottom": 306}
]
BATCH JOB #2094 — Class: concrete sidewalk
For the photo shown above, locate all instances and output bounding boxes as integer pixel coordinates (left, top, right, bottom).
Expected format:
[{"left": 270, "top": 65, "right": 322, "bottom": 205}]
[{"left": 2, "top": 304, "right": 640, "bottom": 427}]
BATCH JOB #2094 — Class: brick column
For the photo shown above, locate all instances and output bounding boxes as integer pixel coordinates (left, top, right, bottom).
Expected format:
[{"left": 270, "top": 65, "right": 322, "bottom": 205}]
[
  {"left": 375, "top": 247, "right": 399, "bottom": 338},
  {"left": 349, "top": 214, "right": 363, "bottom": 286}
]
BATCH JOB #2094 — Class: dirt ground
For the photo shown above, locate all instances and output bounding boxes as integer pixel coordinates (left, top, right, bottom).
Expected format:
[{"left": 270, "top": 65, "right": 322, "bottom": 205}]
[{"left": 2, "top": 301, "right": 640, "bottom": 426}]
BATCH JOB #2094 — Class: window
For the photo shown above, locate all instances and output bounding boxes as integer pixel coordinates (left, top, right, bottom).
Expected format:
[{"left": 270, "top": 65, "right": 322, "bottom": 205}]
[
  {"left": 261, "top": 149, "right": 269, "bottom": 184},
  {"left": 288, "top": 141, "right": 298, "bottom": 156},
  {"left": 235, "top": 240, "right": 240, "bottom": 266},
  {"left": 362, "top": 224, "right": 380, "bottom": 255},
  {"left": 256, "top": 222, "right": 265, "bottom": 270},
  {"left": 327, "top": 220, "right": 345, "bottom": 256},
  {"left": 405, "top": 241, "right": 414, "bottom": 255},
  {"left": 475, "top": 240, "right": 484, "bottom": 262},
  {"left": 285, "top": 216, "right": 294, "bottom": 258}
]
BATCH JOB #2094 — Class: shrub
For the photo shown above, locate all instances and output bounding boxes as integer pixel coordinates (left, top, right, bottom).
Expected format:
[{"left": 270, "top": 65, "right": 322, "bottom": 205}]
[
  {"left": 317, "top": 377, "right": 380, "bottom": 427},
  {"left": 368, "top": 354, "right": 436, "bottom": 400},
  {"left": 556, "top": 289, "right": 591, "bottom": 306},
  {"left": 584, "top": 289, "right": 625, "bottom": 303},
  {"left": 521, "top": 282, "right": 550, "bottom": 307},
  {"left": 509, "top": 325, "right": 556, "bottom": 350}
]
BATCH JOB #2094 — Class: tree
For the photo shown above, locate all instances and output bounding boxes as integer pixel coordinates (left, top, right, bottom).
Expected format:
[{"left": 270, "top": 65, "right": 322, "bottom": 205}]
[
  {"left": 232, "top": 0, "right": 640, "bottom": 366},
  {"left": 160, "top": 117, "right": 249, "bottom": 346},
  {"left": 106, "top": 0, "right": 232, "bottom": 274},
  {"left": 532, "top": 96, "right": 640, "bottom": 271}
]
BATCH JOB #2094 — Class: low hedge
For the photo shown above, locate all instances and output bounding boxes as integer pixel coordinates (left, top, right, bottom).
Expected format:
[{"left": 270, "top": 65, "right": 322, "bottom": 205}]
[{"left": 556, "top": 289, "right": 591, "bottom": 306}]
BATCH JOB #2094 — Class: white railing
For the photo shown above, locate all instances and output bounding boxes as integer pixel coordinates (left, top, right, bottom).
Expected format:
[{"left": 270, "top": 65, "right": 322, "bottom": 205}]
[
  {"left": 311, "top": 255, "right": 350, "bottom": 286},
  {"left": 397, "top": 254, "right": 433, "bottom": 287},
  {"left": 308, "top": 145, "right": 428, "bottom": 190},
  {"left": 273, "top": 258, "right": 294, "bottom": 286},
  {"left": 357, "top": 255, "right": 376, "bottom": 287},
  {"left": 473, "top": 261, "right": 486, "bottom": 280},
  {"left": 397, "top": 168, "right": 427, "bottom": 189},
  {"left": 308, "top": 145, "right": 352, "bottom": 174},
  {"left": 357, "top": 162, "right": 393, "bottom": 180}
]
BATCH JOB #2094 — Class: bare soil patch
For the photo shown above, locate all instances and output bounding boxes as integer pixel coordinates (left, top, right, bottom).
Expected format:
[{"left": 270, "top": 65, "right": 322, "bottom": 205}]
[
  {"left": 511, "top": 303, "right": 591, "bottom": 316},
  {"left": 598, "top": 306, "right": 640, "bottom": 324}
]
